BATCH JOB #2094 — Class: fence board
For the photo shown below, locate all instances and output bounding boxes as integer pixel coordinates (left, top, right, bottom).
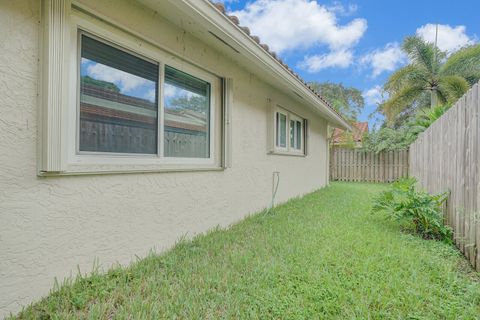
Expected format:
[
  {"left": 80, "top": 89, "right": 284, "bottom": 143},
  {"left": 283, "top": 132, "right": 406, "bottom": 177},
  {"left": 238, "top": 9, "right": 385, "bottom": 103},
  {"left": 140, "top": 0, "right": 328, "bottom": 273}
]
[
  {"left": 330, "top": 148, "right": 408, "bottom": 183},
  {"left": 409, "top": 83, "right": 480, "bottom": 271}
]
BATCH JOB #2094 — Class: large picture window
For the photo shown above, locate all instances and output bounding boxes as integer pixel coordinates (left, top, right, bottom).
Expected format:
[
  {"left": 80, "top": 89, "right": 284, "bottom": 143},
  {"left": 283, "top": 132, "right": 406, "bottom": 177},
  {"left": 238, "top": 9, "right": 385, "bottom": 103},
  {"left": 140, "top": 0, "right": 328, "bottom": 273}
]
[
  {"left": 39, "top": 6, "right": 226, "bottom": 174},
  {"left": 75, "top": 31, "right": 219, "bottom": 164}
]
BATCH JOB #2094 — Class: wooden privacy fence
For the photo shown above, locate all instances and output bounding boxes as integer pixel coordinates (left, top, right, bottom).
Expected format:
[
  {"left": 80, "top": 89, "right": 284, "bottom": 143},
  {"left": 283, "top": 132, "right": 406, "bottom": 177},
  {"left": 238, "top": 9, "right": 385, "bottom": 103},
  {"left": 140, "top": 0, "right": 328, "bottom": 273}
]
[
  {"left": 410, "top": 83, "right": 480, "bottom": 271},
  {"left": 330, "top": 148, "right": 409, "bottom": 183}
]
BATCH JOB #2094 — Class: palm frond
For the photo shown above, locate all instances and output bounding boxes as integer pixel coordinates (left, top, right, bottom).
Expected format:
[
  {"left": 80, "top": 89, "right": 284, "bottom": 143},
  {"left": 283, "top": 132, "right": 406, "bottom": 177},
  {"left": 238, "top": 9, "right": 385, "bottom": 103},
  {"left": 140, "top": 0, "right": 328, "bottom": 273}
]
[
  {"left": 402, "top": 36, "right": 445, "bottom": 75},
  {"left": 437, "top": 75, "right": 470, "bottom": 104},
  {"left": 384, "top": 64, "right": 429, "bottom": 93},
  {"left": 382, "top": 84, "right": 426, "bottom": 123},
  {"left": 435, "top": 88, "right": 448, "bottom": 105},
  {"left": 440, "top": 44, "right": 480, "bottom": 85},
  {"left": 414, "top": 105, "right": 450, "bottom": 129}
]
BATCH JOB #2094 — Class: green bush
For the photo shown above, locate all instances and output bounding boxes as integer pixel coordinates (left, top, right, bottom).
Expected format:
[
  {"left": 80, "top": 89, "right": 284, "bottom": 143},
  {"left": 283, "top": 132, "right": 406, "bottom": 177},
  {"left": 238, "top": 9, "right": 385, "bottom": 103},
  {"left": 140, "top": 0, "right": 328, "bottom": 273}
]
[{"left": 372, "top": 178, "right": 453, "bottom": 243}]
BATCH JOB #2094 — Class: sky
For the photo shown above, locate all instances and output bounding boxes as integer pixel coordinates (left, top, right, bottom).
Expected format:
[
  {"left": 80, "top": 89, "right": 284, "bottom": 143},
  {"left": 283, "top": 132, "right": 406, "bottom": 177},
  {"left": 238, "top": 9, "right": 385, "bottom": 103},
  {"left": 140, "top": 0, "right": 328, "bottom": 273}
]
[
  {"left": 219, "top": 0, "right": 480, "bottom": 129},
  {"left": 81, "top": 58, "right": 204, "bottom": 108}
]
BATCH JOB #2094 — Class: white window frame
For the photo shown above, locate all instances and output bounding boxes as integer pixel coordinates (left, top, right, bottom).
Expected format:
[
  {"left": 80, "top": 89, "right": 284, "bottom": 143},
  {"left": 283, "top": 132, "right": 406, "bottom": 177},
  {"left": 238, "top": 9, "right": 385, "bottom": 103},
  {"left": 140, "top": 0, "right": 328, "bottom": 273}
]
[
  {"left": 272, "top": 105, "right": 306, "bottom": 156},
  {"left": 39, "top": 1, "right": 227, "bottom": 175},
  {"left": 289, "top": 114, "right": 304, "bottom": 154}
]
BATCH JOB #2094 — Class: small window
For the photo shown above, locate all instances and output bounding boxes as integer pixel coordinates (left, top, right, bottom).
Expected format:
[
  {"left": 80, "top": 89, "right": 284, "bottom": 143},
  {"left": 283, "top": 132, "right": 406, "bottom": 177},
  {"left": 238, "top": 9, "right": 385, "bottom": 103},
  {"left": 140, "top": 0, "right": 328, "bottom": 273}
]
[
  {"left": 273, "top": 107, "right": 305, "bottom": 155},
  {"left": 289, "top": 117, "right": 303, "bottom": 151},
  {"left": 164, "top": 66, "right": 210, "bottom": 158},
  {"left": 79, "top": 34, "right": 159, "bottom": 154},
  {"left": 276, "top": 111, "right": 287, "bottom": 149}
]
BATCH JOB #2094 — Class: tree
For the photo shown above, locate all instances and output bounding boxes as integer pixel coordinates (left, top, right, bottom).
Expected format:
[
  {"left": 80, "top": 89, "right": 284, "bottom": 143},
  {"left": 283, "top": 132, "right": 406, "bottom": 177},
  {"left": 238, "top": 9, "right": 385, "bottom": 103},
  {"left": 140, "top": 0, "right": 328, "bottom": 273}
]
[
  {"left": 363, "top": 104, "right": 451, "bottom": 153},
  {"left": 81, "top": 76, "right": 120, "bottom": 93},
  {"left": 382, "top": 36, "right": 480, "bottom": 123},
  {"left": 168, "top": 95, "right": 208, "bottom": 115},
  {"left": 363, "top": 127, "right": 415, "bottom": 153},
  {"left": 308, "top": 81, "right": 364, "bottom": 122}
]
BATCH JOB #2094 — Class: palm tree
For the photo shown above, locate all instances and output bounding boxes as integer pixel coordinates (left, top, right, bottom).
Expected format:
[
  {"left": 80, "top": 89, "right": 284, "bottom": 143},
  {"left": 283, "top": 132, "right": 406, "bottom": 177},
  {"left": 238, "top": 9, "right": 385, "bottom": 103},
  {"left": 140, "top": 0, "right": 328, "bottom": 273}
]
[{"left": 382, "top": 36, "right": 480, "bottom": 122}]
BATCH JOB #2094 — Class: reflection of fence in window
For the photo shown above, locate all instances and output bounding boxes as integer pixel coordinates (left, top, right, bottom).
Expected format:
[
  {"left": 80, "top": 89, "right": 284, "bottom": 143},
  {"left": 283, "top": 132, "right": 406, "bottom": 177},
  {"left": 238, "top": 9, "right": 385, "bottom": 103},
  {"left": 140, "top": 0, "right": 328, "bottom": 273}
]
[
  {"left": 164, "top": 129, "right": 207, "bottom": 158},
  {"left": 79, "top": 119, "right": 157, "bottom": 154},
  {"left": 80, "top": 119, "right": 207, "bottom": 157}
]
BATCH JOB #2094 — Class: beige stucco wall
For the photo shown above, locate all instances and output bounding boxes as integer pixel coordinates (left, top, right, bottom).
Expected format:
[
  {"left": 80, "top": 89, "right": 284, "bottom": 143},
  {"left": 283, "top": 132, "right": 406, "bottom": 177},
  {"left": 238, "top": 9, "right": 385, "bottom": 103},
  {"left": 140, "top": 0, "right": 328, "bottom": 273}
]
[{"left": 0, "top": 0, "right": 329, "bottom": 316}]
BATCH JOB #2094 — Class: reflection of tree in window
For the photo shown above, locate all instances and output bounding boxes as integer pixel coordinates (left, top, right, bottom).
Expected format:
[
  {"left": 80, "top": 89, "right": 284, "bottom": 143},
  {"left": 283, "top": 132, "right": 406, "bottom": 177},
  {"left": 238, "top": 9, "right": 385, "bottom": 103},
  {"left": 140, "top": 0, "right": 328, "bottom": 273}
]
[
  {"left": 168, "top": 95, "right": 208, "bottom": 116},
  {"left": 81, "top": 75, "right": 120, "bottom": 93}
]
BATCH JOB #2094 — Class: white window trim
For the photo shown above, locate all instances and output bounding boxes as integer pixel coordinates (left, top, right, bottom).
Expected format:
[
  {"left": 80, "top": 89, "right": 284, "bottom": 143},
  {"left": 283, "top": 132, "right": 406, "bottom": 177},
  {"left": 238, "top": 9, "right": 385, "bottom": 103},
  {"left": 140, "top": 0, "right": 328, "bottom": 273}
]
[
  {"left": 39, "top": 1, "right": 228, "bottom": 175},
  {"left": 271, "top": 104, "right": 306, "bottom": 156}
]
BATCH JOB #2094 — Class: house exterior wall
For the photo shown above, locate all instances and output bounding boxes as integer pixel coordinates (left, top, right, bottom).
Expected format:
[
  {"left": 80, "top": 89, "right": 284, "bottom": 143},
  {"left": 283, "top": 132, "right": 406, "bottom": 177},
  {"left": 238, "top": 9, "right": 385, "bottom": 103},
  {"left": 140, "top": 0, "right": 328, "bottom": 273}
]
[{"left": 0, "top": 0, "right": 329, "bottom": 316}]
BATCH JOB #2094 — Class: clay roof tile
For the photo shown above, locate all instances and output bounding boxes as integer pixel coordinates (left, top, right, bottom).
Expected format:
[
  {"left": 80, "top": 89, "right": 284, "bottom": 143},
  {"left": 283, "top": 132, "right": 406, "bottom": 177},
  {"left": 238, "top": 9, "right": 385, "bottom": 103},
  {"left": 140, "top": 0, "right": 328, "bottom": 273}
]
[
  {"left": 211, "top": 1, "right": 346, "bottom": 125},
  {"left": 228, "top": 15, "right": 240, "bottom": 25},
  {"left": 213, "top": 3, "right": 226, "bottom": 13},
  {"left": 251, "top": 35, "right": 261, "bottom": 44},
  {"left": 240, "top": 26, "right": 250, "bottom": 35}
]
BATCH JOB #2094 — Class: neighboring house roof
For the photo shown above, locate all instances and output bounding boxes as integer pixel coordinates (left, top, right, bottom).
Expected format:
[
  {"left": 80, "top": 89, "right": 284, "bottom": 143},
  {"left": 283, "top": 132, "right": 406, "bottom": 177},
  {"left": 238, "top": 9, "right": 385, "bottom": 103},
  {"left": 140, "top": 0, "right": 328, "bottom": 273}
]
[
  {"left": 332, "top": 122, "right": 369, "bottom": 144},
  {"left": 135, "top": 0, "right": 352, "bottom": 131},
  {"left": 81, "top": 83, "right": 207, "bottom": 133}
]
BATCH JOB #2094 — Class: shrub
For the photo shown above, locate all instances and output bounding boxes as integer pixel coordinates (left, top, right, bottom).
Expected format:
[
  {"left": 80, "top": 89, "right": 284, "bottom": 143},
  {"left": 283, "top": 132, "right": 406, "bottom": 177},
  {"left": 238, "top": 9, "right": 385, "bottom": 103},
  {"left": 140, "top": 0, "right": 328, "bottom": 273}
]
[{"left": 372, "top": 178, "right": 453, "bottom": 244}]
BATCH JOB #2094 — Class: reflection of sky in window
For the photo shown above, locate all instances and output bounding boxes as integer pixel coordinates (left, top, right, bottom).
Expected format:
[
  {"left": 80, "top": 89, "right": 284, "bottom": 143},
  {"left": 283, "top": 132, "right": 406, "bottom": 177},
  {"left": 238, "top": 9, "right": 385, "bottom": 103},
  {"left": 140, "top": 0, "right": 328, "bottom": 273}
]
[{"left": 81, "top": 58, "right": 156, "bottom": 102}]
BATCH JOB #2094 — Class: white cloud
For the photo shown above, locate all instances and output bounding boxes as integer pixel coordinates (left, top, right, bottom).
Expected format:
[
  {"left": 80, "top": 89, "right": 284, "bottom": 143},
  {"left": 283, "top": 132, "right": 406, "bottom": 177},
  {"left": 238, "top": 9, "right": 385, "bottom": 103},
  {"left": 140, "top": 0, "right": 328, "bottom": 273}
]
[
  {"left": 164, "top": 84, "right": 177, "bottom": 99},
  {"left": 416, "top": 24, "right": 475, "bottom": 53},
  {"left": 360, "top": 42, "right": 407, "bottom": 77},
  {"left": 86, "top": 63, "right": 151, "bottom": 93},
  {"left": 299, "top": 49, "right": 353, "bottom": 72},
  {"left": 362, "top": 85, "right": 385, "bottom": 106},
  {"left": 164, "top": 84, "right": 199, "bottom": 99},
  {"left": 327, "top": 2, "right": 358, "bottom": 17},
  {"left": 231, "top": 0, "right": 367, "bottom": 54},
  {"left": 144, "top": 89, "right": 156, "bottom": 103}
]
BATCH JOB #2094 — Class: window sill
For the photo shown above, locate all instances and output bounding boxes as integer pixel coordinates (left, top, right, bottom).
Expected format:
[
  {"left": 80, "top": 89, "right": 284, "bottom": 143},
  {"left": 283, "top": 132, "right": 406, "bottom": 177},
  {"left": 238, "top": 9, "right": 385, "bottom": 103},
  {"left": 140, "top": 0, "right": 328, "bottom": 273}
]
[
  {"left": 268, "top": 151, "right": 306, "bottom": 157},
  {"left": 38, "top": 165, "right": 225, "bottom": 177}
]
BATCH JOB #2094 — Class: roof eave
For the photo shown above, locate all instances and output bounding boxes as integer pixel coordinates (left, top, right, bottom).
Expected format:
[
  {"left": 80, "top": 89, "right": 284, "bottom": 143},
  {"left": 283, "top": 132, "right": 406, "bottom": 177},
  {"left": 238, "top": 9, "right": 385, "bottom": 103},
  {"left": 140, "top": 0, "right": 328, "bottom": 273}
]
[{"left": 136, "top": 0, "right": 352, "bottom": 130}]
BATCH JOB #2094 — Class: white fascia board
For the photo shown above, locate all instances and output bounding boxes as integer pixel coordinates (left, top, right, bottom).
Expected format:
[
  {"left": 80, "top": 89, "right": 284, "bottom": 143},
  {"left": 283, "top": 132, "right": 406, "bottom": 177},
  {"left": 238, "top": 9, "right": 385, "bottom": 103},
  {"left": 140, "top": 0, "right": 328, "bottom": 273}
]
[{"left": 136, "top": 0, "right": 351, "bottom": 130}]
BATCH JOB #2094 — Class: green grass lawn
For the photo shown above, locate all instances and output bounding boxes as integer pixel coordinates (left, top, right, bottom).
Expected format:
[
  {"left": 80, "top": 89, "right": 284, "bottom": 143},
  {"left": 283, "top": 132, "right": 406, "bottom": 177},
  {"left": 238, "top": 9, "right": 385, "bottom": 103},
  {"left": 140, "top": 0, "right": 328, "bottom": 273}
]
[{"left": 13, "top": 183, "right": 480, "bottom": 319}]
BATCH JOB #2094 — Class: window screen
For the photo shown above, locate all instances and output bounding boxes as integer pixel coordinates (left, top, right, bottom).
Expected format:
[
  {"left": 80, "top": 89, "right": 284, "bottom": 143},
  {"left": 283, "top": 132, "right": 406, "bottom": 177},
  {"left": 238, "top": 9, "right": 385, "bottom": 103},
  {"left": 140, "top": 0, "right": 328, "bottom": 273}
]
[
  {"left": 164, "top": 66, "right": 210, "bottom": 158},
  {"left": 79, "top": 34, "right": 159, "bottom": 154}
]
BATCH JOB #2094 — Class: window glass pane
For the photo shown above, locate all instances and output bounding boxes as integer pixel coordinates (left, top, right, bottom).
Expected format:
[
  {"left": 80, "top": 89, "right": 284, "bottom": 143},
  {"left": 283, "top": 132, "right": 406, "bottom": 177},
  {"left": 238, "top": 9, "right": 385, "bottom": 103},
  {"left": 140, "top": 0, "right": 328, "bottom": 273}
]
[
  {"left": 290, "top": 120, "right": 295, "bottom": 149},
  {"left": 164, "top": 66, "right": 210, "bottom": 158},
  {"left": 79, "top": 34, "right": 158, "bottom": 154},
  {"left": 276, "top": 112, "right": 286, "bottom": 148},
  {"left": 276, "top": 113, "right": 279, "bottom": 147},
  {"left": 296, "top": 120, "right": 302, "bottom": 150}
]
